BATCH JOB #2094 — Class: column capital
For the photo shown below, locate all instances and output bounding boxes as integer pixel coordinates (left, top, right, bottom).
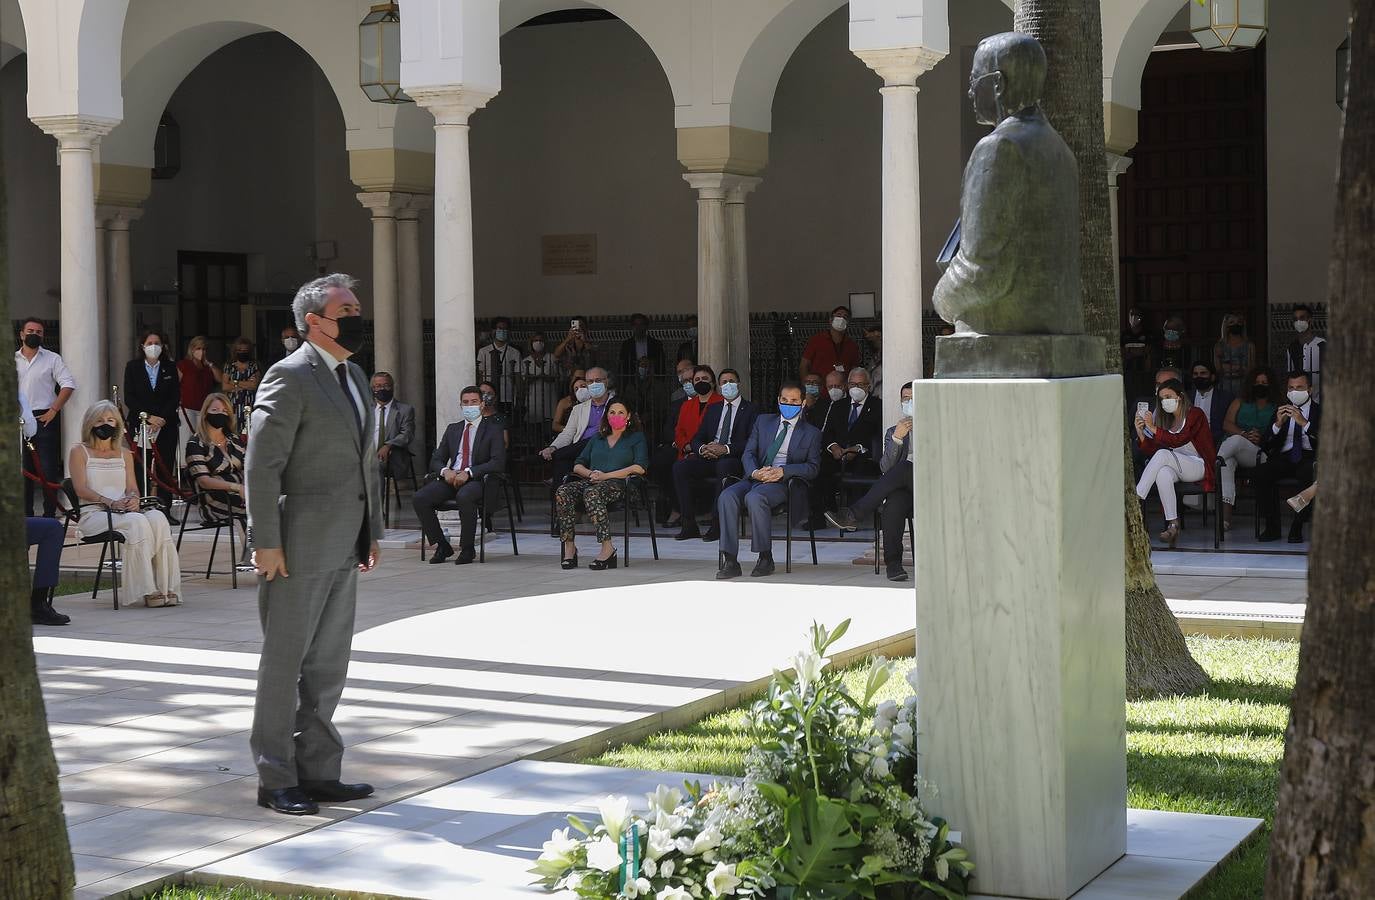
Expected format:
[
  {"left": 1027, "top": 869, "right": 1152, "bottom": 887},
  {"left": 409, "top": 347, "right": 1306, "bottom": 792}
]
[
  {"left": 684, "top": 172, "right": 761, "bottom": 201},
  {"left": 854, "top": 47, "right": 946, "bottom": 87},
  {"left": 97, "top": 205, "right": 144, "bottom": 229},
  {"left": 1105, "top": 152, "right": 1134, "bottom": 184},
  {"left": 397, "top": 194, "right": 433, "bottom": 220},
  {"left": 32, "top": 115, "right": 118, "bottom": 148},
  {"left": 357, "top": 191, "right": 405, "bottom": 216},
  {"left": 411, "top": 88, "right": 496, "bottom": 125}
]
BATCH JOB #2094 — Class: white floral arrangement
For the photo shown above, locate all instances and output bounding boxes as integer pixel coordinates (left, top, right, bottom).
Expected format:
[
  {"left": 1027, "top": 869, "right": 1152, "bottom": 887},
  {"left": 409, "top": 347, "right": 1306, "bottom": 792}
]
[{"left": 531, "top": 620, "right": 972, "bottom": 899}]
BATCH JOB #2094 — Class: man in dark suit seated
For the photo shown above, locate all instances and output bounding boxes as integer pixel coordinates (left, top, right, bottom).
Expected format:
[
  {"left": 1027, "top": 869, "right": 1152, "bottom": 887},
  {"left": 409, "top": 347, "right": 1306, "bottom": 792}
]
[
  {"left": 1189, "top": 361, "right": 1233, "bottom": 452},
  {"left": 413, "top": 385, "right": 508, "bottom": 564},
  {"left": 370, "top": 371, "right": 416, "bottom": 483},
  {"left": 1254, "top": 370, "right": 1320, "bottom": 544},
  {"left": 716, "top": 382, "right": 822, "bottom": 580},
  {"left": 672, "top": 368, "right": 758, "bottom": 542},
  {"left": 815, "top": 366, "right": 882, "bottom": 527}
]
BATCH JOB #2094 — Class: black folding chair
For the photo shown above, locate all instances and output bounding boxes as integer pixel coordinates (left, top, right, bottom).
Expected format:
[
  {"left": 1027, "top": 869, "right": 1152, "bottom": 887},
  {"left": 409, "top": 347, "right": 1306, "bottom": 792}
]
[
  {"left": 557, "top": 474, "right": 660, "bottom": 566},
  {"left": 176, "top": 476, "right": 245, "bottom": 588},
  {"left": 58, "top": 478, "right": 125, "bottom": 610},
  {"left": 418, "top": 472, "right": 519, "bottom": 563},
  {"left": 1174, "top": 456, "right": 1223, "bottom": 550},
  {"left": 382, "top": 448, "right": 421, "bottom": 529},
  {"left": 721, "top": 474, "right": 818, "bottom": 573}
]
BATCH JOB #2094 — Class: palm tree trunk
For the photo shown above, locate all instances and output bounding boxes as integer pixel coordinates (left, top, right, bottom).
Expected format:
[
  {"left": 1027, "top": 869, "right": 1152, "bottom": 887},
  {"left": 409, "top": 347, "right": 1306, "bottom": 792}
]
[
  {"left": 0, "top": 98, "right": 76, "bottom": 896},
  {"left": 1265, "top": 1, "right": 1375, "bottom": 893},
  {"left": 1015, "top": 0, "right": 1207, "bottom": 698}
]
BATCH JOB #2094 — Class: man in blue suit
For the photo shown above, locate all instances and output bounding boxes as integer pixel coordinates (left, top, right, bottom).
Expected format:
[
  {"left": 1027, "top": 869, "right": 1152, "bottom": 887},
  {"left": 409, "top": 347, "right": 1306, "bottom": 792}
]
[
  {"left": 673, "top": 368, "right": 758, "bottom": 541},
  {"left": 716, "top": 382, "right": 821, "bottom": 579}
]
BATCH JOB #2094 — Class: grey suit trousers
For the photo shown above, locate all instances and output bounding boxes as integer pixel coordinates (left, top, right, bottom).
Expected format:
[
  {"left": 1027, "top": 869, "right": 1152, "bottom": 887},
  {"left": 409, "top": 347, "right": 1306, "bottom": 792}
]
[{"left": 250, "top": 560, "right": 359, "bottom": 789}]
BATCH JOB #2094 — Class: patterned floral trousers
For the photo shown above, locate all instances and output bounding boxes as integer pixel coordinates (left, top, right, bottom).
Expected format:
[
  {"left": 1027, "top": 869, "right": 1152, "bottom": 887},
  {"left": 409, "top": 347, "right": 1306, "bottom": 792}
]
[{"left": 556, "top": 479, "right": 626, "bottom": 542}]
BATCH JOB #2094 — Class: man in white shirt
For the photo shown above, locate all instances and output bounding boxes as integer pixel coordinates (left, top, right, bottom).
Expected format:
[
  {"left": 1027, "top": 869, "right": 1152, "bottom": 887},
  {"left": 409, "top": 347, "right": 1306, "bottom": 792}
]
[
  {"left": 520, "top": 331, "right": 561, "bottom": 423},
  {"left": 476, "top": 316, "right": 522, "bottom": 411},
  {"left": 1285, "top": 304, "right": 1326, "bottom": 402},
  {"left": 15, "top": 317, "right": 76, "bottom": 516},
  {"left": 1254, "top": 371, "right": 1321, "bottom": 543}
]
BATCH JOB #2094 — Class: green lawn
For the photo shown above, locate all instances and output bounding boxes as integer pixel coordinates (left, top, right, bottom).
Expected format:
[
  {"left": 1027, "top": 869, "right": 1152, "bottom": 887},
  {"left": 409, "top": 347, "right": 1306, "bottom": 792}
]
[
  {"left": 52, "top": 577, "right": 97, "bottom": 598},
  {"left": 141, "top": 885, "right": 347, "bottom": 900},
  {"left": 586, "top": 636, "right": 1297, "bottom": 900}
]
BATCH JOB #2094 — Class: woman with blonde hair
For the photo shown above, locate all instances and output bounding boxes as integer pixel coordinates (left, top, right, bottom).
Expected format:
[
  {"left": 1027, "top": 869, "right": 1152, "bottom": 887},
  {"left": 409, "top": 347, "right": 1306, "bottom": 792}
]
[
  {"left": 176, "top": 335, "right": 221, "bottom": 470},
  {"left": 68, "top": 401, "right": 182, "bottom": 606},
  {"left": 1213, "top": 312, "right": 1256, "bottom": 397},
  {"left": 185, "top": 393, "right": 251, "bottom": 568},
  {"left": 1133, "top": 378, "right": 1217, "bottom": 548}
]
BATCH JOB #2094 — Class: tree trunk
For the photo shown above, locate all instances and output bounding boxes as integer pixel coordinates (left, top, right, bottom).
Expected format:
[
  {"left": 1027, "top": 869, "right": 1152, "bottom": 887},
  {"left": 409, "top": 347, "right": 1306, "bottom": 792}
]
[
  {"left": 1015, "top": 0, "right": 1207, "bottom": 698},
  {"left": 1265, "top": 1, "right": 1375, "bottom": 894},
  {"left": 0, "top": 102, "right": 76, "bottom": 896}
]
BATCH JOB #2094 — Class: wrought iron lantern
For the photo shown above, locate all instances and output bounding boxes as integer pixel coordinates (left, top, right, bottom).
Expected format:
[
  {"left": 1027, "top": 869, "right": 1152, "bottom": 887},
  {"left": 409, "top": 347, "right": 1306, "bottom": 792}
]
[
  {"left": 1189, "top": 0, "right": 1267, "bottom": 52},
  {"left": 359, "top": 3, "right": 411, "bottom": 103}
]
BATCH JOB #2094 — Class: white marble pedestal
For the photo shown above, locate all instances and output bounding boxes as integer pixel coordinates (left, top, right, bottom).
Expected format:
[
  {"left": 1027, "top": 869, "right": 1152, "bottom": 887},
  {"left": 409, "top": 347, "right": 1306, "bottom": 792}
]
[{"left": 914, "top": 375, "right": 1126, "bottom": 899}]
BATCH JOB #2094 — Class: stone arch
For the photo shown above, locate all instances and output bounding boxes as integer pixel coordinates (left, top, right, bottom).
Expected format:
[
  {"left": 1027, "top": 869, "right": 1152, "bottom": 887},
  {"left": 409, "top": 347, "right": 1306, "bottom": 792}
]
[
  {"left": 729, "top": 0, "right": 848, "bottom": 132},
  {"left": 1104, "top": 0, "right": 1186, "bottom": 108},
  {"left": 1, "top": 0, "right": 24, "bottom": 68}
]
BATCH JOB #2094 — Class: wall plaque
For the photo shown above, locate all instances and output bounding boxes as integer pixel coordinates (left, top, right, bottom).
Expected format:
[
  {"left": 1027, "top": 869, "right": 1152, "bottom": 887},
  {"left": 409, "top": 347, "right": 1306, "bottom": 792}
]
[{"left": 541, "top": 233, "right": 598, "bottom": 276}]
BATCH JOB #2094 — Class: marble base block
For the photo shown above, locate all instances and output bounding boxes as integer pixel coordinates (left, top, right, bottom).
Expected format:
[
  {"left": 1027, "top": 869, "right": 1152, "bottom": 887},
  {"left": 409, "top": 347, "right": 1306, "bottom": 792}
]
[
  {"left": 934, "top": 333, "right": 1105, "bottom": 378},
  {"left": 914, "top": 375, "right": 1126, "bottom": 899}
]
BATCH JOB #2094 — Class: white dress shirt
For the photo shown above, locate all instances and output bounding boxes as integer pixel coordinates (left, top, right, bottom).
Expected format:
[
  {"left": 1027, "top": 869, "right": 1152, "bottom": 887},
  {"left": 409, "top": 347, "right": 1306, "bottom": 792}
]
[
  {"left": 1273, "top": 401, "right": 1314, "bottom": 453},
  {"left": 15, "top": 346, "right": 76, "bottom": 410},
  {"left": 771, "top": 417, "right": 797, "bottom": 467},
  {"left": 447, "top": 420, "right": 479, "bottom": 473},
  {"left": 714, "top": 398, "right": 740, "bottom": 445},
  {"left": 1299, "top": 337, "right": 1325, "bottom": 399},
  {"left": 311, "top": 341, "right": 365, "bottom": 424},
  {"left": 19, "top": 390, "right": 37, "bottom": 438},
  {"left": 375, "top": 399, "right": 394, "bottom": 446},
  {"left": 1193, "top": 388, "right": 1215, "bottom": 425}
]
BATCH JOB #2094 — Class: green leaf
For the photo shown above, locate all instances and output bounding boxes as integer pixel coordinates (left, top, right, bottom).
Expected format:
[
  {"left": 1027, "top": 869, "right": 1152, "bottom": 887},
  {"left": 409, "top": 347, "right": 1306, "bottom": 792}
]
[
  {"left": 775, "top": 791, "right": 864, "bottom": 897},
  {"left": 821, "top": 618, "right": 851, "bottom": 653},
  {"left": 756, "top": 781, "right": 791, "bottom": 809},
  {"left": 566, "top": 814, "right": 590, "bottom": 835}
]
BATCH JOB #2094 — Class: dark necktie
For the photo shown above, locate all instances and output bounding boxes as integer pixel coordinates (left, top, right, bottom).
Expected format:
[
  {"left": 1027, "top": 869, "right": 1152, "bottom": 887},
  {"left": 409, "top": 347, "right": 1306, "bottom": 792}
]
[
  {"left": 848, "top": 402, "right": 860, "bottom": 428},
  {"left": 378, "top": 404, "right": 388, "bottom": 444},
  {"left": 765, "top": 421, "right": 791, "bottom": 464},
  {"left": 335, "top": 363, "right": 361, "bottom": 433},
  {"left": 1288, "top": 417, "right": 1302, "bottom": 463},
  {"left": 719, "top": 402, "right": 734, "bottom": 445},
  {"left": 460, "top": 424, "right": 472, "bottom": 470}
]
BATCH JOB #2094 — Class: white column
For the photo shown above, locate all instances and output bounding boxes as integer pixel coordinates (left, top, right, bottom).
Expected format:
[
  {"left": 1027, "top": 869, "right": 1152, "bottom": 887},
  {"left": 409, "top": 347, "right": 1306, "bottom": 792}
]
[
  {"left": 357, "top": 192, "right": 402, "bottom": 380},
  {"left": 106, "top": 210, "right": 139, "bottom": 399},
  {"left": 683, "top": 173, "right": 735, "bottom": 374},
  {"left": 1105, "top": 152, "right": 1134, "bottom": 302},
  {"left": 397, "top": 197, "right": 431, "bottom": 454},
  {"left": 94, "top": 212, "right": 109, "bottom": 394},
  {"left": 856, "top": 48, "right": 943, "bottom": 426},
  {"left": 412, "top": 90, "right": 492, "bottom": 429},
  {"left": 724, "top": 177, "right": 761, "bottom": 396},
  {"left": 34, "top": 118, "right": 114, "bottom": 451}
]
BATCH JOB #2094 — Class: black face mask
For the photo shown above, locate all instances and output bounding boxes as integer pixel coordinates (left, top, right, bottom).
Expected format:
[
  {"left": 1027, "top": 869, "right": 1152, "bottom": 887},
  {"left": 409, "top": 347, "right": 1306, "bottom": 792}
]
[
  {"left": 373, "top": 389, "right": 394, "bottom": 404},
  {"left": 22, "top": 334, "right": 42, "bottom": 349},
  {"left": 204, "top": 412, "right": 231, "bottom": 430},
  {"left": 92, "top": 423, "right": 118, "bottom": 440},
  {"left": 693, "top": 381, "right": 712, "bottom": 396},
  {"left": 235, "top": 350, "right": 251, "bottom": 362},
  {"left": 319, "top": 314, "right": 366, "bottom": 353},
  {"left": 1228, "top": 325, "right": 1244, "bottom": 336},
  {"left": 481, "top": 394, "right": 496, "bottom": 407},
  {"left": 1192, "top": 377, "right": 1212, "bottom": 393},
  {"left": 1252, "top": 383, "right": 1270, "bottom": 400}
]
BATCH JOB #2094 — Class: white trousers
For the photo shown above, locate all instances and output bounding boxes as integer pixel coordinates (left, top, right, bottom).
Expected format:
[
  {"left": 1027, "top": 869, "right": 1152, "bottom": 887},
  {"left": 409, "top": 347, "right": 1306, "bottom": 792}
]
[
  {"left": 80, "top": 508, "right": 183, "bottom": 601},
  {"left": 1136, "top": 449, "right": 1206, "bottom": 522},
  {"left": 1216, "top": 434, "right": 1263, "bottom": 505}
]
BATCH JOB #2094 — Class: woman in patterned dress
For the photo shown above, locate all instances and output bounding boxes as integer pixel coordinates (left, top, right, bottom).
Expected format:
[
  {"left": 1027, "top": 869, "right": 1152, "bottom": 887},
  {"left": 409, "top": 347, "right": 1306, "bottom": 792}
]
[
  {"left": 221, "top": 336, "right": 260, "bottom": 429},
  {"left": 185, "top": 392, "right": 251, "bottom": 568}
]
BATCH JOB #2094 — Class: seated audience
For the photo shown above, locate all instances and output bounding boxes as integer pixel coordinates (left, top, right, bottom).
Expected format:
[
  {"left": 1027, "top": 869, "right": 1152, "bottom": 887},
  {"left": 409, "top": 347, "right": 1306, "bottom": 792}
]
[
  {"left": 802, "top": 372, "right": 824, "bottom": 410},
  {"left": 552, "top": 371, "right": 588, "bottom": 436},
  {"left": 716, "top": 382, "right": 822, "bottom": 580},
  {"left": 672, "top": 368, "right": 757, "bottom": 542},
  {"left": 185, "top": 393, "right": 253, "bottom": 570},
  {"left": 653, "top": 365, "right": 720, "bottom": 527},
  {"left": 1133, "top": 378, "right": 1216, "bottom": 549},
  {"left": 1286, "top": 304, "right": 1325, "bottom": 401},
  {"left": 555, "top": 399, "right": 649, "bottom": 571},
  {"left": 807, "top": 370, "right": 847, "bottom": 431},
  {"left": 816, "top": 366, "right": 882, "bottom": 526},
  {"left": 1255, "top": 371, "right": 1320, "bottom": 543},
  {"left": 414, "top": 386, "right": 508, "bottom": 564},
  {"left": 1217, "top": 366, "right": 1277, "bottom": 531},
  {"left": 826, "top": 382, "right": 915, "bottom": 581},
  {"left": 70, "top": 401, "right": 182, "bottom": 607},
  {"left": 1189, "top": 361, "right": 1232, "bottom": 449},
  {"left": 540, "top": 367, "right": 614, "bottom": 485},
  {"left": 21, "top": 389, "right": 68, "bottom": 625},
  {"left": 618, "top": 313, "right": 666, "bottom": 378},
  {"left": 799, "top": 304, "right": 860, "bottom": 381},
  {"left": 1130, "top": 366, "right": 1183, "bottom": 480},
  {"left": 371, "top": 372, "right": 416, "bottom": 481}
]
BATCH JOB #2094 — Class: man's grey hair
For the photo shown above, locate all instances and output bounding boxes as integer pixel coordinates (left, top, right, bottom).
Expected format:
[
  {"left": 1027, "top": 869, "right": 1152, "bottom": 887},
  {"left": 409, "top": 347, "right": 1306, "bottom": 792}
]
[
  {"left": 585, "top": 366, "right": 612, "bottom": 386},
  {"left": 847, "top": 366, "right": 871, "bottom": 383},
  {"left": 293, "top": 273, "right": 358, "bottom": 335}
]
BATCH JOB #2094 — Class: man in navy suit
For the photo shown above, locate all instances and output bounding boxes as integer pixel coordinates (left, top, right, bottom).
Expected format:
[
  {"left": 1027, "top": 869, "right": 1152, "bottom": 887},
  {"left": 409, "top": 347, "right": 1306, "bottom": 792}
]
[
  {"left": 716, "top": 382, "right": 822, "bottom": 579},
  {"left": 413, "top": 386, "right": 508, "bottom": 564},
  {"left": 1254, "top": 370, "right": 1321, "bottom": 543},
  {"left": 673, "top": 368, "right": 757, "bottom": 542}
]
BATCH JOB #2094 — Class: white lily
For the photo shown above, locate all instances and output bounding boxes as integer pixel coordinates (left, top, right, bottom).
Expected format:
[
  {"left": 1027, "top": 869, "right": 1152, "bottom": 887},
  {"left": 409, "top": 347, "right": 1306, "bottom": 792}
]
[
  {"left": 705, "top": 861, "right": 742, "bottom": 897},
  {"left": 642, "top": 857, "right": 658, "bottom": 878},
  {"left": 656, "top": 887, "right": 692, "bottom": 900},
  {"left": 625, "top": 877, "right": 653, "bottom": 897},
  {"left": 870, "top": 756, "right": 890, "bottom": 778},
  {"left": 597, "top": 795, "right": 632, "bottom": 843},
  {"left": 689, "top": 827, "right": 723, "bottom": 855},
  {"left": 792, "top": 648, "right": 829, "bottom": 693},
  {"left": 586, "top": 835, "right": 623, "bottom": 873},
  {"left": 647, "top": 784, "right": 684, "bottom": 816},
  {"left": 655, "top": 808, "right": 687, "bottom": 836},
  {"left": 539, "top": 827, "right": 580, "bottom": 861},
  {"left": 892, "top": 722, "right": 914, "bottom": 747},
  {"left": 646, "top": 826, "right": 676, "bottom": 860},
  {"left": 875, "top": 699, "right": 899, "bottom": 722},
  {"left": 660, "top": 859, "right": 676, "bottom": 879}
]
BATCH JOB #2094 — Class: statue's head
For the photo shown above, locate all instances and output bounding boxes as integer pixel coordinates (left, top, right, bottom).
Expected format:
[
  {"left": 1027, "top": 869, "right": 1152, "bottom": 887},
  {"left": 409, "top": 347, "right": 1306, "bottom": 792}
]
[{"left": 969, "top": 32, "right": 1047, "bottom": 126}]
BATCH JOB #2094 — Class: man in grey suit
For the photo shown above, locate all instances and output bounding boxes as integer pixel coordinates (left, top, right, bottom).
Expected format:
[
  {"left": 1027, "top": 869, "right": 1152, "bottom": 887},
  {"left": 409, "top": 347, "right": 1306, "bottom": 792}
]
[
  {"left": 716, "top": 382, "right": 822, "bottom": 579},
  {"left": 371, "top": 371, "right": 416, "bottom": 482},
  {"left": 412, "top": 386, "right": 507, "bottom": 564},
  {"left": 246, "top": 273, "right": 384, "bottom": 816}
]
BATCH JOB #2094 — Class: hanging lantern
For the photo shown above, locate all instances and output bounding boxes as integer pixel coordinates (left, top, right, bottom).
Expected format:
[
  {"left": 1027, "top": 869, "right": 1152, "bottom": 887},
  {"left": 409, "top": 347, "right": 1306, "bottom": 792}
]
[
  {"left": 1189, "top": 0, "right": 1267, "bottom": 52},
  {"left": 359, "top": 2, "right": 411, "bottom": 103}
]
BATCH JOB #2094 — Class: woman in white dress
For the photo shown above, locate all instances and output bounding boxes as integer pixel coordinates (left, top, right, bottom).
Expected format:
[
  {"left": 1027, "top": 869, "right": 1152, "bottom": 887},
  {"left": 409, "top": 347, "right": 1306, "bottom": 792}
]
[{"left": 68, "top": 400, "right": 183, "bottom": 607}]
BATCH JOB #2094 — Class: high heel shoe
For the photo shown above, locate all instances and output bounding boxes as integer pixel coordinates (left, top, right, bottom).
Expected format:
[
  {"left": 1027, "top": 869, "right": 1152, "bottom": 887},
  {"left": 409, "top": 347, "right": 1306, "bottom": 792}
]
[
  {"left": 1158, "top": 521, "right": 1180, "bottom": 549},
  {"left": 1287, "top": 494, "right": 1311, "bottom": 513},
  {"left": 560, "top": 551, "right": 579, "bottom": 570},
  {"left": 589, "top": 552, "right": 618, "bottom": 571}
]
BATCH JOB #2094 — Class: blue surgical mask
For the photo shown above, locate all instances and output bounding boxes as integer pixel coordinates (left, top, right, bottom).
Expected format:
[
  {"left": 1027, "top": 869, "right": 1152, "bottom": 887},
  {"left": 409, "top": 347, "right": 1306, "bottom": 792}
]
[
  {"left": 720, "top": 382, "right": 740, "bottom": 401},
  {"left": 779, "top": 402, "right": 802, "bottom": 420},
  {"left": 494, "top": 329, "right": 508, "bottom": 342},
  {"left": 461, "top": 405, "right": 482, "bottom": 422},
  {"left": 805, "top": 383, "right": 820, "bottom": 397},
  {"left": 1164, "top": 329, "right": 1181, "bottom": 342},
  {"left": 587, "top": 381, "right": 607, "bottom": 398},
  {"left": 681, "top": 380, "right": 694, "bottom": 394},
  {"left": 900, "top": 399, "right": 913, "bottom": 418}
]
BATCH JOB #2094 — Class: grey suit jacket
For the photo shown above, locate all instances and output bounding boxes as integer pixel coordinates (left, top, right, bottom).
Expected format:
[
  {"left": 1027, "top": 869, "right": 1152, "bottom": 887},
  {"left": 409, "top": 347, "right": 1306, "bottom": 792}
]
[
  {"left": 246, "top": 341, "right": 385, "bottom": 571},
  {"left": 375, "top": 400, "right": 415, "bottom": 451}
]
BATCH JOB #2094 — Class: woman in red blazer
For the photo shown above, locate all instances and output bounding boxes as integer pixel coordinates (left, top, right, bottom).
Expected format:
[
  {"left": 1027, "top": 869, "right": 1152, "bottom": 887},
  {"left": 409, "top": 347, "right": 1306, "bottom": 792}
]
[{"left": 1134, "top": 378, "right": 1217, "bottom": 548}]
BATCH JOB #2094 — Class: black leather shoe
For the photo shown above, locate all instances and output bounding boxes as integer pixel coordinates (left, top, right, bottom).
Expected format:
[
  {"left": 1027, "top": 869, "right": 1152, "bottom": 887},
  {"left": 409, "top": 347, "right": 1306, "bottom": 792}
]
[
  {"left": 825, "top": 508, "right": 861, "bottom": 531},
  {"left": 701, "top": 525, "right": 720, "bottom": 542},
  {"left": 886, "top": 567, "right": 910, "bottom": 582},
  {"left": 674, "top": 527, "right": 702, "bottom": 541},
  {"left": 589, "top": 552, "right": 618, "bottom": 571},
  {"left": 429, "top": 543, "right": 455, "bottom": 564},
  {"left": 561, "top": 552, "right": 579, "bottom": 570},
  {"left": 257, "top": 786, "right": 319, "bottom": 815},
  {"left": 454, "top": 548, "right": 476, "bottom": 565},
  {"left": 31, "top": 604, "right": 70, "bottom": 626},
  {"left": 750, "top": 554, "right": 776, "bottom": 578},
  {"left": 299, "top": 779, "right": 374, "bottom": 802},
  {"left": 716, "top": 556, "right": 742, "bottom": 580}
]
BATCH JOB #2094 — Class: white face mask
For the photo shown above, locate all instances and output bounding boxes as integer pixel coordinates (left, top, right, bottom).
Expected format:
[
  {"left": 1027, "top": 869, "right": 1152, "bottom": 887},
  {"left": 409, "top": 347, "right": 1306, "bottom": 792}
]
[
  {"left": 144, "top": 344, "right": 162, "bottom": 360},
  {"left": 848, "top": 386, "right": 868, "bottom": 404},
  {"left": 283, "top": 337, "right": 300, "bottom": 351},
  {"left": 1159, "top": 397, "right": 1179, "bottom": 414},
  {"left": 1293, "top": 320, "right": 1310, "bottom": 334},
  {"left": 531, "top": 341, "right": 545, "bottom": 352},
  {"left": 575, "top": 386, "right": 591, "bottom": 403},
  {"left": 828, "top": 387, "right": 845, "bottom": 402},
  {"left": 900, "top": 399, "right": 913, "bottom": 418},
  {"left": 1287, "top": 389, "right": 1310, "bottom": 406},
  {"left": 832, "top": 316, "right": 848, "bottom": 332}
]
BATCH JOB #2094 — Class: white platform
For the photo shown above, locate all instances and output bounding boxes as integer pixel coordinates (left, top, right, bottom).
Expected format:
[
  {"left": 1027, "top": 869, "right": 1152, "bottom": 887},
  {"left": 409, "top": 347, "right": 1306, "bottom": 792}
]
[{"left": 194, "top": 761, "right": 1262, "bottom": 900}]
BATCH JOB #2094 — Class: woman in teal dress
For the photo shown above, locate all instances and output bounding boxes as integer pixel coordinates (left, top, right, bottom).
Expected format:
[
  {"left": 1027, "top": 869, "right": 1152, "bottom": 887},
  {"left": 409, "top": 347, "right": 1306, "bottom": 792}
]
[
  {"left": 1217, "top": 365, "right": 1278, "bottom": 530},
  {"left": 555, "top": 399, "right": 649, "bottom": 570}
]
